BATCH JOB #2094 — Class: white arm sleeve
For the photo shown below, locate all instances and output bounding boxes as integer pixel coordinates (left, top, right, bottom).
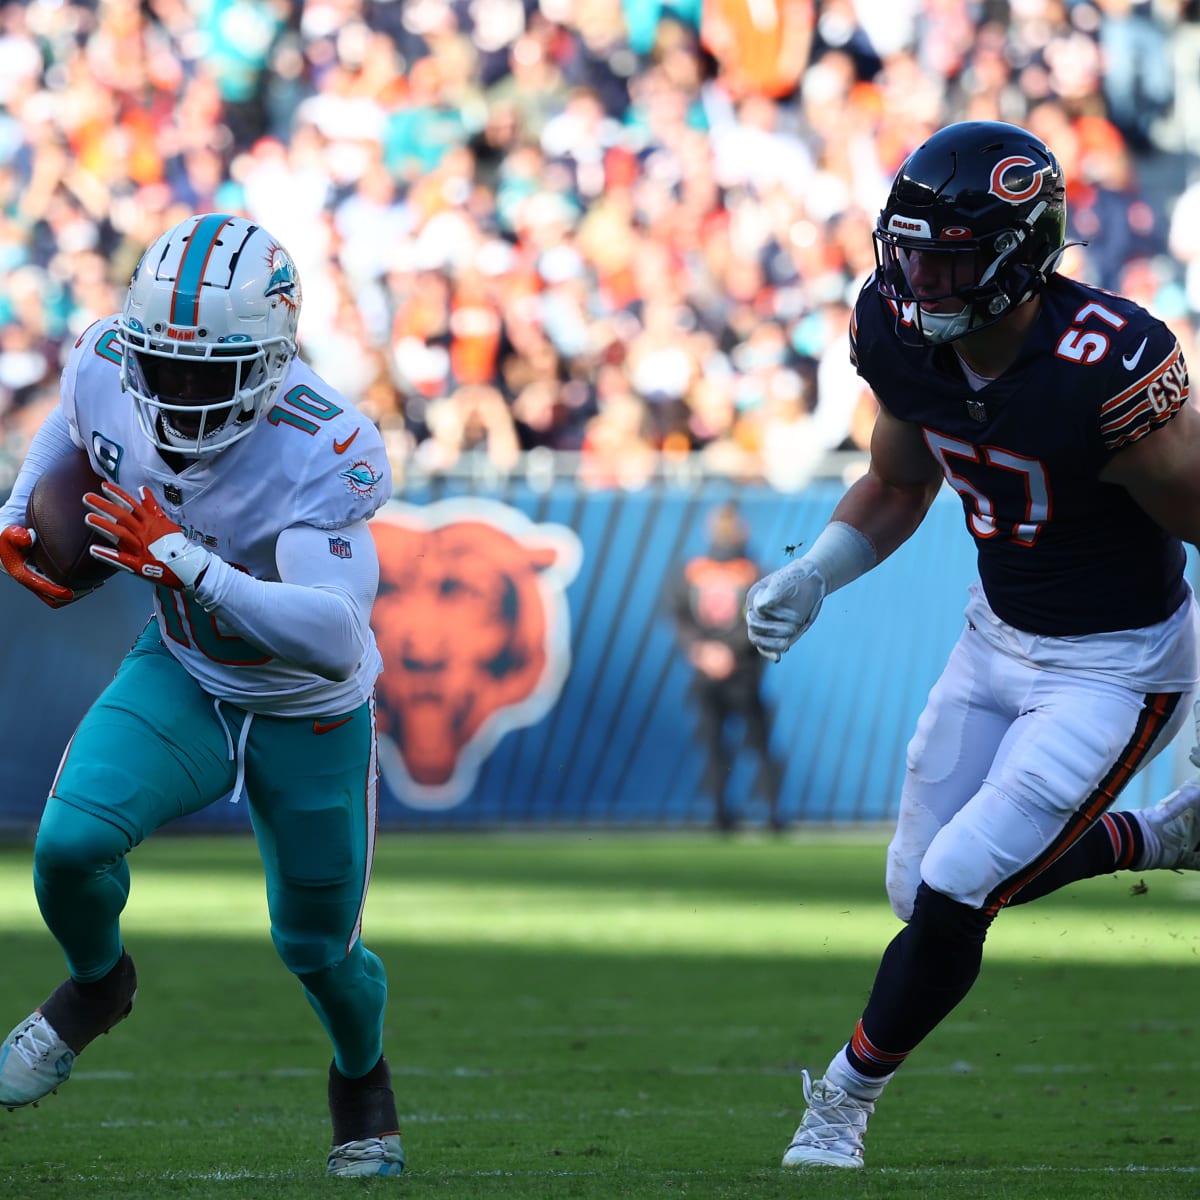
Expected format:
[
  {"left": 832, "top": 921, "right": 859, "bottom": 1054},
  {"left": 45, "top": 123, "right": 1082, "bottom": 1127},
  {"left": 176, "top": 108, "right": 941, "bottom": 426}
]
[
  {"left": 0, "top": 406, "right": 81, "bottom": 532},
  {"left": 191, "top": 520, "right": 380, "bottom": 682}
]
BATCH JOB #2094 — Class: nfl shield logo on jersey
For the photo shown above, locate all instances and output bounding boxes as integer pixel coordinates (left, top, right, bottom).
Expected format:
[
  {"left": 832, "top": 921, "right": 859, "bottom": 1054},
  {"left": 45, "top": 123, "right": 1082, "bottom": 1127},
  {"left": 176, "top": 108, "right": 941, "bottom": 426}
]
[{"left": 328, "top": 536, "right": 352, "bottom": 559}]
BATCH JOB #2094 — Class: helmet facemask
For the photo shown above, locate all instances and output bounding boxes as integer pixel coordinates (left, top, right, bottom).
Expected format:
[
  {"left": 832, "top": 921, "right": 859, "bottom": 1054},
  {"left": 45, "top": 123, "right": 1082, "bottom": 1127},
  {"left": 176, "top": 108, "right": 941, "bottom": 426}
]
[
  {"left": 874, "top": 210, "right": 1057, "bottom": 345},
  {"left": 120, "top": 329, "right": 291, "bottom": 456}
]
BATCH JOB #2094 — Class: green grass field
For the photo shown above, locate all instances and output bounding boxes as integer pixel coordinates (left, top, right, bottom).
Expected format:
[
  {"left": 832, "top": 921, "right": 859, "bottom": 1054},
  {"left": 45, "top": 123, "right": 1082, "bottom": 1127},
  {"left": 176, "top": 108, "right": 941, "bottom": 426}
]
[{"left": 0, "top": 831, "right": 1196, "bottom": 1199}]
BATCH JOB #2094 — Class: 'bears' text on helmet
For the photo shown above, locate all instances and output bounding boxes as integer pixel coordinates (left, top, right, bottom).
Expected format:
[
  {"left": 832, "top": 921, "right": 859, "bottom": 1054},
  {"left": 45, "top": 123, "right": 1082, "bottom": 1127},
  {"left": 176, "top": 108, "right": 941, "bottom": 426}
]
[
  {"left": 873, "top": 121, "right": 1067, "bottom": 345},
  {"left": 118, "top": 213, "right": 302, "bottom": 456}
]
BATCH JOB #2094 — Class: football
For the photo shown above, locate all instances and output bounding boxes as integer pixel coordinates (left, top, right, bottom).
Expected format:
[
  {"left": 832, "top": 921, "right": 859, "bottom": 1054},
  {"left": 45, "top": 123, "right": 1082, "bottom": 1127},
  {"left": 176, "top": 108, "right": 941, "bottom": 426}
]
[{"left": 24, "top": 449, "right": 120, "bottom": 591}]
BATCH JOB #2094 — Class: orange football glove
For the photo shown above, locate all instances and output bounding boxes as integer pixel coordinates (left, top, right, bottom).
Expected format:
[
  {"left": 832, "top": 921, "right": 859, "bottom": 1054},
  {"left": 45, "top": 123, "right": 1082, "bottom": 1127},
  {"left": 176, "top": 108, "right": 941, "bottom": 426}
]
[
  {"left": 84, "top": 483, "right": 212, "bottom": 591},
  {"left": 0, "top": 525, "right": 80, "bottom": 608}
]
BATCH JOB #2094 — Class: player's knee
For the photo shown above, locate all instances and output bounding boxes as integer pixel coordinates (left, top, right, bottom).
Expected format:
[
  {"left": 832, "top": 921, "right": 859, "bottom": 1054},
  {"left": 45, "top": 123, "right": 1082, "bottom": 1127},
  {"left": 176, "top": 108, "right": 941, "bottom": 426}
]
[
  {"left": 33, "top": 801, "right": 129, "bottom": 880},
  {"left": 274, "top": 924, "right": 384, "bottom": 981},
  {"left": 908, "top": 881, "right": 992, "bottom": 944},
  {"left": 296, "top": 953, "right": 344, "bottom": 991},
  {"left": 919, "top": 822, "right": 999, "bottom": 908},
  {"left": 886, "top": 844, "right": 921, "bottom": 922},
  {"left": 294, "top": 940, "right": 385, "bottom": 995},
  {"left": 273, "top": 926, "right": 338, "bottom": 977},
  {"left": 887, "top": 798, "right": 946, "bottom": 922}
]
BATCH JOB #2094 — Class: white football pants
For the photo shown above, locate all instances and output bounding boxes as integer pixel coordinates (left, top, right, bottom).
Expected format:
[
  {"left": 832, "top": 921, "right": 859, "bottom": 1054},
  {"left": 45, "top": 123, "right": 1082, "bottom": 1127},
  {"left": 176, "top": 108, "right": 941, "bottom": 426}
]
[{"left": 887, "top": 590, "right": 1198, "bottom": 921}]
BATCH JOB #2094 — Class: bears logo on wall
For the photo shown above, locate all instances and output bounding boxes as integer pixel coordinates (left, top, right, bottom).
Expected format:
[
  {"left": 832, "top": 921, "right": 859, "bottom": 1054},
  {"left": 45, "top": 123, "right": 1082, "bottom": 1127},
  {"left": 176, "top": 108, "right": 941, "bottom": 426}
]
[{"left": 370, "top": 497, "right": 583, "bottom": 810}]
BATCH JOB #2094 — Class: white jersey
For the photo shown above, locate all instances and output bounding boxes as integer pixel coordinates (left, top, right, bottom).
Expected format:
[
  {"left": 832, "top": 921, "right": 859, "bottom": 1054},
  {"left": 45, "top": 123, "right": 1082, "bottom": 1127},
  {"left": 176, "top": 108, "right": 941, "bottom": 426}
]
[{"left": 58, "top": 316, "right": 392, "bottom": 716}]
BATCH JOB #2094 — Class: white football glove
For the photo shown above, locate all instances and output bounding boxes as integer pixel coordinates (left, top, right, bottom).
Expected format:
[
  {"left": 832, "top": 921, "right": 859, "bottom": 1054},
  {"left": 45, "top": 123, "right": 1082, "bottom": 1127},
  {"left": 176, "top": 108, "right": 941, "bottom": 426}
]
[
  {"left": 746, "top": 560, "right": 827, "bottom": 662},
  {"left": 745, "top": 522, "right": 878, "bottom": 662},
  {"left": 1190, "top": 699, "right": 1200, "bottom": 770}
]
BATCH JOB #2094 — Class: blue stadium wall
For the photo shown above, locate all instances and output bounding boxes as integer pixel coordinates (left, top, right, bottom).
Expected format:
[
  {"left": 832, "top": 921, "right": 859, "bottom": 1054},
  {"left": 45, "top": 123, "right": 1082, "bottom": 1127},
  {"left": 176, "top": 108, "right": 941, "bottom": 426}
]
[{"left": 0, "top": 478, "right": 1193, "bottom": 834}]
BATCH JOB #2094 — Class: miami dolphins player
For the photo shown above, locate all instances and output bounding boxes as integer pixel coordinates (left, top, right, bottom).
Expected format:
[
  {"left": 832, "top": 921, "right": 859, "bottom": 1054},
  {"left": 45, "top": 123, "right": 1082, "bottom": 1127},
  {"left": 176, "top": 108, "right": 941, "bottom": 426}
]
[
  {"left": 0, "top": 214, "right": 403, "bottom": 1178},
  {"left": 746, "top": 122, "right": 1200, "bottom": 1169}
]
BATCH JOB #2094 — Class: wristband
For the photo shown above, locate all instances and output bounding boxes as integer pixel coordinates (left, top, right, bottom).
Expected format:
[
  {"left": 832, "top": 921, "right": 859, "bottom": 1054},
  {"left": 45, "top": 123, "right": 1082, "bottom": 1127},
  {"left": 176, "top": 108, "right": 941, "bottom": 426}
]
[
  {"left": 799, "top": 521, "right": 877, "bottom": 594},
  {"left": 144, "top": 532, "right": 213, "bottom": 592}
]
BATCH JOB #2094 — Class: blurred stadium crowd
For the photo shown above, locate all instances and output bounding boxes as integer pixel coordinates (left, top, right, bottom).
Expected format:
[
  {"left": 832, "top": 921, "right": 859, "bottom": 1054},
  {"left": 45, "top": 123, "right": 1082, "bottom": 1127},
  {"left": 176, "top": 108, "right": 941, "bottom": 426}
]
[{"left": 2, "top": 0, "right": 1200, "bottom": 492}]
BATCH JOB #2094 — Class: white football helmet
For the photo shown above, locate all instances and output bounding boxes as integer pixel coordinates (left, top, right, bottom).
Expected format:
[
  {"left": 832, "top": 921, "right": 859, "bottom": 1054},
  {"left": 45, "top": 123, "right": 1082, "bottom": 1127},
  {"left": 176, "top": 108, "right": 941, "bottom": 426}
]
[{"left": 117, "top": 213, "right": 302, "bottom": 456}]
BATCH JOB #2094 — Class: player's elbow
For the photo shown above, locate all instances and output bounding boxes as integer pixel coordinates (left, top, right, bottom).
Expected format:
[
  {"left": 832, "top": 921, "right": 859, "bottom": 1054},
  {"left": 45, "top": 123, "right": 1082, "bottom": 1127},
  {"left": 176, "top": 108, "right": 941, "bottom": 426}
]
[
  {"left": 301, "top": 588, "right": 368, "bottom": 681},
  {"left": 309, "top": 649, "right": 359, "bottom": 683},
  {"left": 291, "top": 618, "right": 363, "bottom": 680}
]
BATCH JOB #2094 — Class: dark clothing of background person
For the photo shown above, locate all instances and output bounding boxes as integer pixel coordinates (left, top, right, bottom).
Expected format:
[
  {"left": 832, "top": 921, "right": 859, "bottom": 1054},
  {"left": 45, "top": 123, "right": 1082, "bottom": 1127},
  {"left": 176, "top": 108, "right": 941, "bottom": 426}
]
[{"left": 673, "top": 506, "right": 785, "bottom": 830}]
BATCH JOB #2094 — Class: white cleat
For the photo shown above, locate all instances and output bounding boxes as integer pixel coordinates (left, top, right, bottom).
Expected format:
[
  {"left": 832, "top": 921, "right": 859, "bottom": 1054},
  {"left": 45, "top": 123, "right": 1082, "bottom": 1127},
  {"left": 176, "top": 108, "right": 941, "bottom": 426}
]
[
  {"left": 781, "top": 1069, "right": 873, "bottom": 1169},
  {"left": 1140, "top": 779, "right": 1200, "bottom": 871},
  {"left": 326, "top": 1133, "right": 405, "bottom": 1177},
  {"left": 0, "top": 1013, "right": 75, "bottom": 1110}
]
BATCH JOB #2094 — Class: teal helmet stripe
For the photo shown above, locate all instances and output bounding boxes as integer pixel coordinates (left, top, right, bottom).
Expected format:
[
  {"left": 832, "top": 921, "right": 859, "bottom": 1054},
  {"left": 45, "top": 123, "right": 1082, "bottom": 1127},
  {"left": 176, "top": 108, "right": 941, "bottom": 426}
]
[{"left": 169, "top": 213, "right": 235, "bottom": 326}]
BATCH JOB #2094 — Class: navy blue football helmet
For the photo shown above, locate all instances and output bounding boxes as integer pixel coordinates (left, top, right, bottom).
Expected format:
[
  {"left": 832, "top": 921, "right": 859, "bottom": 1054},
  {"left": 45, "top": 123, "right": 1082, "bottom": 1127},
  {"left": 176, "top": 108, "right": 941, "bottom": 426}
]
[{"left": 873, "top": 121, "right": 1067, "bottom": 344}]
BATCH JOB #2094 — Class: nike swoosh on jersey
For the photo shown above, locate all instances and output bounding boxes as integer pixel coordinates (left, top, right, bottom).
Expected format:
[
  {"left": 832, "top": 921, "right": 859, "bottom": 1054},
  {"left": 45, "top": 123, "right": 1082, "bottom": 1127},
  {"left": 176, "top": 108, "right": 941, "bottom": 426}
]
[
  {"left": 1122, "top": 337, "right": 1149, "bottom": 371},
  {"left": 333, "top": 429, "right": 360, "bottom": 454},
  {"left": 313, "top": 716, "right": 354, "bottom": 735}
]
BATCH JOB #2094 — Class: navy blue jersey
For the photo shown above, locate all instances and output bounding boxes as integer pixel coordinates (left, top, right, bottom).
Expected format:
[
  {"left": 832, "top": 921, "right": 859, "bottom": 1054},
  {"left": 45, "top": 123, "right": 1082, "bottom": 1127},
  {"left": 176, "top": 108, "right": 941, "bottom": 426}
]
[{"left": 850, "top": 273, "right": 1189, "bottom": 636}]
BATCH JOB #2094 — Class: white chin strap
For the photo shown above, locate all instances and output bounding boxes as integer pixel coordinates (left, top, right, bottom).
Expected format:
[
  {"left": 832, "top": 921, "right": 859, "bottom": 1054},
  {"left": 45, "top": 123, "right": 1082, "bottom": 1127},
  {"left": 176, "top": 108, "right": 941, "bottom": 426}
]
[
  {"left": 919, "top": 308, "right": 975, "bottom": 344},
  {"left": 160, "top": 408, "right": 236, "bottom": 451}
]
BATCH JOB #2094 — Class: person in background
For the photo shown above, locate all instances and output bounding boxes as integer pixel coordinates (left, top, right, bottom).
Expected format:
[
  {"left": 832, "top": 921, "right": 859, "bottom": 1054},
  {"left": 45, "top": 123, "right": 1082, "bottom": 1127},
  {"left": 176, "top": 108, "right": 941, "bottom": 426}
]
[
  {"left": 746, "top": 121, "right": 1200, "bottom": 1168},
  {"left": 0, "top": 213, "right": 403, "bottom": 1179},
  {"left": 674, "top": 500, "right": 785, "bottom": 830}
]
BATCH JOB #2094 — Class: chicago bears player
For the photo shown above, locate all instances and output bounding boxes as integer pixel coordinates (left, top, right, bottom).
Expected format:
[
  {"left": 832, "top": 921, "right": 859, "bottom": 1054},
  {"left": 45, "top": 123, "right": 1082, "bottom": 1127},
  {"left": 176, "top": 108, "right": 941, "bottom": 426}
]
[
  {"left": 745, "top": 122, "right": 1200, "bottom": 1168},
  {"left": 0, "top": 214, "right": 403, "bottom": 1178}
]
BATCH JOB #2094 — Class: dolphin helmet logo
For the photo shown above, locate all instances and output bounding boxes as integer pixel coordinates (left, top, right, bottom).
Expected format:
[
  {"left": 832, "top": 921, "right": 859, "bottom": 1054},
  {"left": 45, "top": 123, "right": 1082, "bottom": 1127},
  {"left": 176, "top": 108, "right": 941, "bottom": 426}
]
[{"left": 263, "top": 244, "right": 300, "bottom": 309}]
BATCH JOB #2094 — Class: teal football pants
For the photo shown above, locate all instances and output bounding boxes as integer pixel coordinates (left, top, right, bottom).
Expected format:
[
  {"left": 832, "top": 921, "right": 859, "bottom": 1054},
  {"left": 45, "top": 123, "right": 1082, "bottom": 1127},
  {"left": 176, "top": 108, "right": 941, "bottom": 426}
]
[{"left": 33, "top": 622, "right": 387, "bottom": 1078}]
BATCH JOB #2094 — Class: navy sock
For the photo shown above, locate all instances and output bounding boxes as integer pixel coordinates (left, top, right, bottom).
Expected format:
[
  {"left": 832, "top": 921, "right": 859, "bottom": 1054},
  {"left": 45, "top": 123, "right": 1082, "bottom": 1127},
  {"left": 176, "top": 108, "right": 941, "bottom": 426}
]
[{"left": 846, "top": 885, "right": 991, "bottom": 1078}]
